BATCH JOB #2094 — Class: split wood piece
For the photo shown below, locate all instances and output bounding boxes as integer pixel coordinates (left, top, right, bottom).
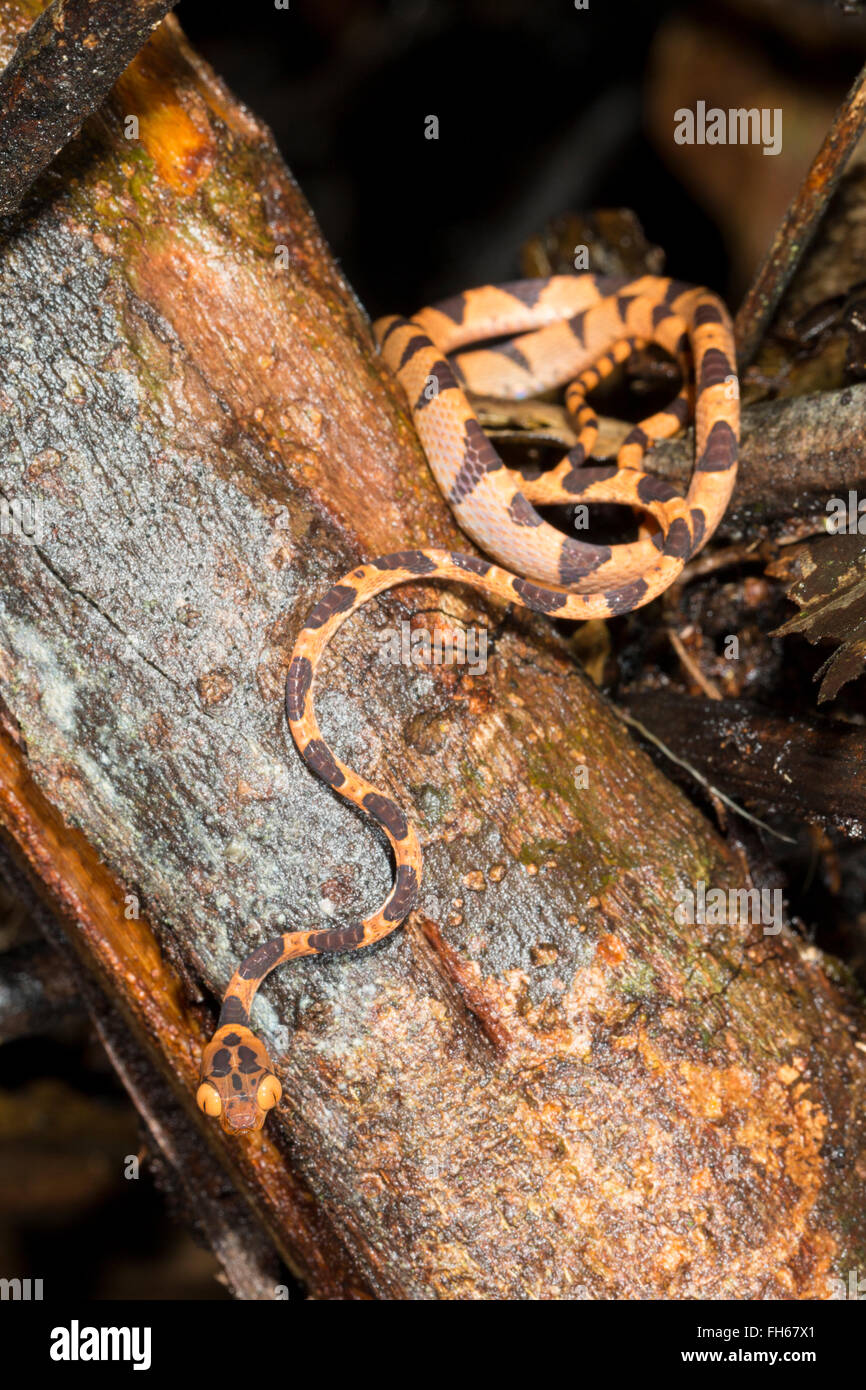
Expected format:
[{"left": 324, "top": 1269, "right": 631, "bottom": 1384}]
[
  {"left": 0, "top": 0, "right": 177, "bottom": 217},
  {"left": 0, "top": 4, "right": 863, "bottom": 1298},
  {"left": 735, "top": 59, "right": 866, "bottom": 366}
]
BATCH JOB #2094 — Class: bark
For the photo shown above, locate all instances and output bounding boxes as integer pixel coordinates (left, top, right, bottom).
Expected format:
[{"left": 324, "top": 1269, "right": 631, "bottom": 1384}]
[
  {"left": 0, "top": 0, "right": 177, "bottom": 216},
  {"left": 0, "top": 5, "right": 864, "bottom": 1299},
  {"left": 733, "top": 59, "right": 866, "bottom": 366}
]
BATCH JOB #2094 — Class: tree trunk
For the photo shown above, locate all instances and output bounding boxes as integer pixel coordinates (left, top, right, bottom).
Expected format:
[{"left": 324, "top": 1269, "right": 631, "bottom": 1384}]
[{"left": 0, "top": 4, "right": 863, "bottom": 1299}]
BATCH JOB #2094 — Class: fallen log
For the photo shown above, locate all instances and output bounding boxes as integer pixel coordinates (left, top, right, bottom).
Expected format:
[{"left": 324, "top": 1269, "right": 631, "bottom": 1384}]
[{"left": 0, "top": 4, "right": 864, "bottom": 1299}]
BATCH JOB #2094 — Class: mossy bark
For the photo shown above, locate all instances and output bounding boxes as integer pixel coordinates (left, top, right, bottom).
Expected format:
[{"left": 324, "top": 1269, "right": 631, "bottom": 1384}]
[{"left": 0, "top": 4, "right": 864, "bottom": 1299}]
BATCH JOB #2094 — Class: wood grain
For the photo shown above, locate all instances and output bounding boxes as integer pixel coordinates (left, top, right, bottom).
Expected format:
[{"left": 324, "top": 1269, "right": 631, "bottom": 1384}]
[{"left": 0, "top": 3, "right": 864, "bottom": 1298}]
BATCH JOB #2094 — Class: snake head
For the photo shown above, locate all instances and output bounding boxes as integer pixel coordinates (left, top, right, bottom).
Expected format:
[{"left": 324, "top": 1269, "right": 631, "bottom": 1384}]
[{"left": 197, "top": 1024, "right": 282, "bottom": 1134}]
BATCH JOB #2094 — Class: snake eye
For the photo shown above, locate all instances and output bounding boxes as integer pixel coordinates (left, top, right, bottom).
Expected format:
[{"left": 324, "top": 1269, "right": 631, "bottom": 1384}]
[
  {"left": 196, "top": 1082, "right": 223, "bottom": 1117},
  {"left": 257, "top": 1074, "right": 282, "bottom": 1111}
]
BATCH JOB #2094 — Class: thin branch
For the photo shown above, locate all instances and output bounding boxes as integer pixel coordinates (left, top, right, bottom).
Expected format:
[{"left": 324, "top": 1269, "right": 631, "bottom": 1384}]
[
  {"left": 735, "top": 59, "right": 866, "bottom": 367},
  {"left": 650, "top": 383, "right": 866, "bottom": 531},
  {"left": 667, "top": 627, "right": 723, "bottom": 701},
  {"left": 0, "top": 0, "right": 176, "bottom": 219}
]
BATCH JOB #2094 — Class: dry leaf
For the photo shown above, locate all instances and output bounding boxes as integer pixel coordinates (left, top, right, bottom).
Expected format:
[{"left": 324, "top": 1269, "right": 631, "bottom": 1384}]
[{"left": 771, "top": 533, "right": 866, "bottom": 701}]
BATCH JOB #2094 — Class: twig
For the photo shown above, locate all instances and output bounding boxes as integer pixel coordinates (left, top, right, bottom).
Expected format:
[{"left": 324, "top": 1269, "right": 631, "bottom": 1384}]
[
  {"left": 677, "top": 532, "right": 829, "bottom": 583},
  {"left": 667, "top": 627, "right": 723, "bottom": 700},
  {"left": 0, "top": 0, "right": 176, "bottom": 219},
  {"left": 735, "top": 59, "right": 866, "bottom": 367},
  {"left": 680, "top": 538, "right": 769, "bottom": 580}
]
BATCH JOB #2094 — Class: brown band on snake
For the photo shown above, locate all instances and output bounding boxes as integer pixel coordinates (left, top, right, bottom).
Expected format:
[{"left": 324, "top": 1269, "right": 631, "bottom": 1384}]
[{"left": 198, "top": 274, "right": 739, "bottom": 1133}]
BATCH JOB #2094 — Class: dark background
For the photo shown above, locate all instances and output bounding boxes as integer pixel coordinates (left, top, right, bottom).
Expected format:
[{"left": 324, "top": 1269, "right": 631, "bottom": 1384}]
[
  {"left": 2, "top": 0, "right": 864, "bottom": 1301},
  {"left": 176, "top": 0, "right": 861, "bottom": 316},
  {"left": 181, "top": 0, "right": 714, "bottom": 314}
]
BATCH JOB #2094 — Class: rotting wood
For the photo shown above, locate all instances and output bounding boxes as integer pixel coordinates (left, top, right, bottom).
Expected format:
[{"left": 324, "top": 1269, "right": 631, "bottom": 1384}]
[{"left": 0, "top": 4, "right": 864, "bottom": 1299}]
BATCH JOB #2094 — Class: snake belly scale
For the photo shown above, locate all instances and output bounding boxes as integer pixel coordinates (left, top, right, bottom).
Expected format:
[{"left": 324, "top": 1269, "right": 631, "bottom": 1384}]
[{"left": 197, "top": 274, "right": 739, "bottom": 1133}]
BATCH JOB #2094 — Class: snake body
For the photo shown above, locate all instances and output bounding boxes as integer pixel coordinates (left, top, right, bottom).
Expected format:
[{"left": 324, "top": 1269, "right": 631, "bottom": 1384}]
[{"left": 197, "top": 274, "right": 739, "bottom": 1133}]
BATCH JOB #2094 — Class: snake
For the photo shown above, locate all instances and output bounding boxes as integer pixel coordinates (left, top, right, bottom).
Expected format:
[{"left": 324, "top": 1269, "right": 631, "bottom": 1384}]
[{"left": 196, "top": 274, "right": 739, "bottom": 1133}]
